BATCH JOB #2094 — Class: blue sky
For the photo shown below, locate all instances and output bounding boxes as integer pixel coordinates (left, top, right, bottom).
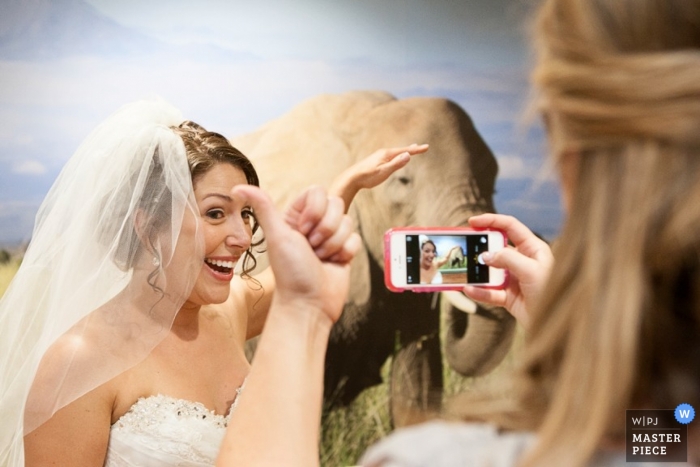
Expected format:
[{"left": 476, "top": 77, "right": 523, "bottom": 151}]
[{"left": 0, "top": 0, "right": 562, "bottom": 246}]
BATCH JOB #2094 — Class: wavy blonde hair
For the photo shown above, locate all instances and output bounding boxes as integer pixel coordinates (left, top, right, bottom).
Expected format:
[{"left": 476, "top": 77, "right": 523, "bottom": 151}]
[{"left": 451, "top": 1, "right": 700, "bottom": 465}]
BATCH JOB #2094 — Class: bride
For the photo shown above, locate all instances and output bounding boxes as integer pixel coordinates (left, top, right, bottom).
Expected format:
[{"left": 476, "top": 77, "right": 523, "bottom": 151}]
[{"left": 0, "top": 98, "right": 426, "bottom": 466}]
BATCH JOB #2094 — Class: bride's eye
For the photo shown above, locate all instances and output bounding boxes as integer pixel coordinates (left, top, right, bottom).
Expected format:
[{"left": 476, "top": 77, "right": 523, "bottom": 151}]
[
  {"left": 241, "top": 207, "right": 254, "bottom": 224},
  {"left": 206, "top": 209, "right": 225, "bottom": 220}
]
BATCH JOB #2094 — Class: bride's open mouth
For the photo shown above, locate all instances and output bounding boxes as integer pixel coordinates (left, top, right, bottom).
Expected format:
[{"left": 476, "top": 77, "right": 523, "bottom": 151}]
[{"left": 204, "top": 258, "right": 236, "bottom": 278}]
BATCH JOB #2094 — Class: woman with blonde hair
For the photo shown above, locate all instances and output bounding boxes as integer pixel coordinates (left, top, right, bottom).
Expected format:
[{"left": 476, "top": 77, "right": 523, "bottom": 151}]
[
  {"left": 362, "top": 0, "right": 700, "bottom": 465},
  {"left": 216, "top": 0, "right": 700, "bottom": 465}
]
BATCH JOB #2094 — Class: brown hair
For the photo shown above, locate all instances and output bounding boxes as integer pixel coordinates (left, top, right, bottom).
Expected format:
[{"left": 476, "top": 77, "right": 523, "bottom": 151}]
[
  {"left": 172, "top": 121, "right": 260, "bottom": 188},
  {"left": 108, "top": 120, "right": 262, "bottom": 279},
  {"left": 171, "top": 121, "right": 263, "bottom": 278},
  {"left": 421, "top": 239, "right": 437, "bottom": 255}
]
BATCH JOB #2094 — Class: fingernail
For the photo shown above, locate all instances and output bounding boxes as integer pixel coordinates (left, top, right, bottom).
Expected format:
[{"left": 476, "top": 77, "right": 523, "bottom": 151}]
[
  {"left": 478, "top": 252, "right": 492, "bottom": 264},
  {"left": 309, "top": 232, "right": 323, "bottom": 246},
  {"left": 300, "top": 222, "right": 314, "bottom": 234}
]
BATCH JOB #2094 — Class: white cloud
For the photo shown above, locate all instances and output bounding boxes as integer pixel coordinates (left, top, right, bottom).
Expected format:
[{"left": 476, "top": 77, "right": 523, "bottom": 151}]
[
  {"left": 496, "top": 154, "right": 528, "bottom": 179},
  {"left": 12, "top": 160, "right": 46, "bottom": 175},
  {"left": 496, "top": 153, "right": 554, "bottom": 180}
]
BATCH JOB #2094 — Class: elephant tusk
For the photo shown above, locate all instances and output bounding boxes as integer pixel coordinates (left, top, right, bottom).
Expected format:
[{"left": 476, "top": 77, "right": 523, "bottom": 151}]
[{"left": 441, "top": 291, "right": 477, "bottom": 314}]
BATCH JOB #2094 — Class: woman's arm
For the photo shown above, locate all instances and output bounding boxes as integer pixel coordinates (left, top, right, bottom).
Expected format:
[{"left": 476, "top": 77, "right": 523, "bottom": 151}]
[
  {"left": 329, "top": 144, "right": 428, "bottom": 212},
  {"left": 220, "top": 302, "right": 332, "bottom": 467},
  {"left": 216, "top": 185, "right": 358, "bottom": 467},
  {"left": 239, "top": 188, "right": 353, "bottom": 339}
]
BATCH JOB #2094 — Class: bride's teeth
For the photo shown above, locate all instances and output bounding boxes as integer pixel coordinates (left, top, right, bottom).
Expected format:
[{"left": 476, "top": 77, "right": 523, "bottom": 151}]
[{"left": 206, "top": 258, "right": 234, "bottom": 269}]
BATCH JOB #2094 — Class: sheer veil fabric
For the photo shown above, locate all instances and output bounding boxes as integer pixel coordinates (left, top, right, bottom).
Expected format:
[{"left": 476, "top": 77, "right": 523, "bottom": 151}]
[{"left": 0, "top": 99, "right": 204, "bottom": 465}]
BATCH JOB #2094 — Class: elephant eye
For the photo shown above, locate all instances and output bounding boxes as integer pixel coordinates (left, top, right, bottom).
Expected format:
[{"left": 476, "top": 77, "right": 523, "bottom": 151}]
[{"left": 397, "top": 176, "right": 411, "bottom": 185}]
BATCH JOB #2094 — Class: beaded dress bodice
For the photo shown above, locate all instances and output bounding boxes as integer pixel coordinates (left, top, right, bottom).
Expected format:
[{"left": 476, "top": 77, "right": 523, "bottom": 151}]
[{"left": 104, "top": 394, "right": 236, "bottom": 467}]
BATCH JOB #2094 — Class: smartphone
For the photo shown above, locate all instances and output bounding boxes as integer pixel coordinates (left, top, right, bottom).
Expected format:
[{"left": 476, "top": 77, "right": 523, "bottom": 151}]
[{"left": 384, "top": 227, "right": 508, "bottom": 292}]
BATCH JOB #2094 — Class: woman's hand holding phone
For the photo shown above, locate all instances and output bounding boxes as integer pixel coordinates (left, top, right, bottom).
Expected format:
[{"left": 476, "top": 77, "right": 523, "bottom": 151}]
[
  {"left": 384, "top": 227, "right": 508, "bottom": 292},
  {"left": 461, "top": 214, "right": 554, "bottom": 329}
]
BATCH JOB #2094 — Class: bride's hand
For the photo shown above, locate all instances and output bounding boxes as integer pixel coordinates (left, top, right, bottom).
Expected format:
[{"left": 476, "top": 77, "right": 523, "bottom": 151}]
[
  {"left": 232, "top": 185, "right": 360, "bottom": 323},
  {"left": 329, "top": 144, "right": 429, "bottom": 212},
  {"left": 283, "top": 185, "right": 356, "bottom": 263}
]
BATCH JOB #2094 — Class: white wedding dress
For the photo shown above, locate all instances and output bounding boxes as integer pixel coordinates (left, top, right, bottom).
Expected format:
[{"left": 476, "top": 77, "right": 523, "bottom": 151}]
[{"left": 104, "top": 394, "right": 236, "bottom": 467}]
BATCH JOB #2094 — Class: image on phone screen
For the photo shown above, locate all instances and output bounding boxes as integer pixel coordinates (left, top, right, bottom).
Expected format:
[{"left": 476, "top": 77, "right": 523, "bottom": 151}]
[{"left": 405, "top": 234, "right": 490, "bottom": 285}]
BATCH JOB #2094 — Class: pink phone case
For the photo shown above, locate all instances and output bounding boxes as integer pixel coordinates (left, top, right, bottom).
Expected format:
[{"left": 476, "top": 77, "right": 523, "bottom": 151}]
[{"left": 383, "top": 227, "right": 508, "bottom": 293}]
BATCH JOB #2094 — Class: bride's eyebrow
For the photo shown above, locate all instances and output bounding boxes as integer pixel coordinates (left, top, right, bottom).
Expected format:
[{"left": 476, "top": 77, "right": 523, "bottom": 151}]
[{"left": 202, "top": 193, "right": 232, "bottom": 202}]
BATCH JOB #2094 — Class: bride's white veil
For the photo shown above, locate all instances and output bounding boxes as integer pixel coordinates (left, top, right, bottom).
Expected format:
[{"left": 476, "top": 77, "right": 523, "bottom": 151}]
[{"left": 0, "top": 99, "right": 204, "bottom": 465}]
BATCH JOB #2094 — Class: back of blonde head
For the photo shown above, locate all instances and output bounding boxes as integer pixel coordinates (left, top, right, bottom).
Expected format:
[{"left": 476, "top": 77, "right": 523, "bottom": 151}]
[{"left": 458, "top": 1, "right": 700, "bottom": 466}]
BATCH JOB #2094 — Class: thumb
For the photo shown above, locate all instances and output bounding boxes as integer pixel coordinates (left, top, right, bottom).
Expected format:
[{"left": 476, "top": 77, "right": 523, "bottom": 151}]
[
  {"left": 231, "top": 185, "right": 288, "bottom": 245},
  {"left": 483, "top": 248, "right": 536, "bottom": 282},
  {"left": 285, "top": 185, "right": 328, "bottom": 235}
]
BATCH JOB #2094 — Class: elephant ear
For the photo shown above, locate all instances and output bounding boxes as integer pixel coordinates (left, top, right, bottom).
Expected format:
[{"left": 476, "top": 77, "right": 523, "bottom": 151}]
[{"left": 333, "top": 202, "right": 371, "bottom": 339}]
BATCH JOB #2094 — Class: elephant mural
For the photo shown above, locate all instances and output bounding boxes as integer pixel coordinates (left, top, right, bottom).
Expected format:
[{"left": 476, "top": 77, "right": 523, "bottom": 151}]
[
  {"left": 448, "top": 246, "right": 466, "bottom": 269},
  {"left": 232, "top": 90, "right": 516, "bottom": 426}
]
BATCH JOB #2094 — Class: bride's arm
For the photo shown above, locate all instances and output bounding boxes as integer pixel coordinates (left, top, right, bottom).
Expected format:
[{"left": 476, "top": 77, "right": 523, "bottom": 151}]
[
  {"left": 329, "top": 144, "right": 428, "bottom": 213},
  {"left": 23, "top": 343, "right": 115, "bottom": 466},
  {"left": 24, "top": 389, "right": 113, "bottom": 466}
]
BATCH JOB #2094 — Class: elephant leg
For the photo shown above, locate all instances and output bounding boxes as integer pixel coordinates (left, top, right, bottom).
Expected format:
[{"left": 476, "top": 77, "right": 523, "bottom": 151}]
[
  {"left": 389, "top": 333, "right": 443, "bottom": 428},
  {"left": 244, "top": 336, "right": 259, "bottom": 363}
]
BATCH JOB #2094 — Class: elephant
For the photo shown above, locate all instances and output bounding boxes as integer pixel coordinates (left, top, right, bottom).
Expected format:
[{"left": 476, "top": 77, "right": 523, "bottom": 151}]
[
  {"left": 449, "top": 247, "right": 465, "bottom": 269},
  {"left": 231, "top": 90, "right": 516, "bottom": 426}
]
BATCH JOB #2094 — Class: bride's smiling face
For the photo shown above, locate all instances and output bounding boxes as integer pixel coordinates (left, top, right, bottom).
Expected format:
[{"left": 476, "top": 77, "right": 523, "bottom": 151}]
[
  {"left": 186, "top": 163, "right": 253, "bottom": 306},
  {"left": 420, "top": 242, "right": 436, "bottom": 268}
]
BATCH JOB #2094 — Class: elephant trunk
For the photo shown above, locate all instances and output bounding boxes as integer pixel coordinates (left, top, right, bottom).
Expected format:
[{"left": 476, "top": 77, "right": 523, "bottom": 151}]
[{"left": 441, "top": 293, "right": 516, "bottom": 376}]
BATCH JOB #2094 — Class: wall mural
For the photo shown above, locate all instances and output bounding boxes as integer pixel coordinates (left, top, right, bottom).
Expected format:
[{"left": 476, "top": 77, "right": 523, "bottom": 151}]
[
  {"left": 1, "top": 0, "right": 562, "bottom": 463},
  {"left": 235, "top": 91, "right": 517, "bottom": 426}
]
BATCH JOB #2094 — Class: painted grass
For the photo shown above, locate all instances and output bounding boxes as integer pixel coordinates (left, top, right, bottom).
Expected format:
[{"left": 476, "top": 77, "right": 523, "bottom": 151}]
[
  {"left": 321, "top": 374, "right": 392, "bottom": 466},
  {"left": 0, "top": 260, "right": 19, "bottom": 298},
  {"left": 319, "top": 321, "right": 525, "bottom": 467}
]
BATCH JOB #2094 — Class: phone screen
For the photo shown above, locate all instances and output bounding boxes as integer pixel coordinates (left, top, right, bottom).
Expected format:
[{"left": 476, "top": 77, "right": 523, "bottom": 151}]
[{"left": 404, "top": 233, "right": 491, "bottom": 285}]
